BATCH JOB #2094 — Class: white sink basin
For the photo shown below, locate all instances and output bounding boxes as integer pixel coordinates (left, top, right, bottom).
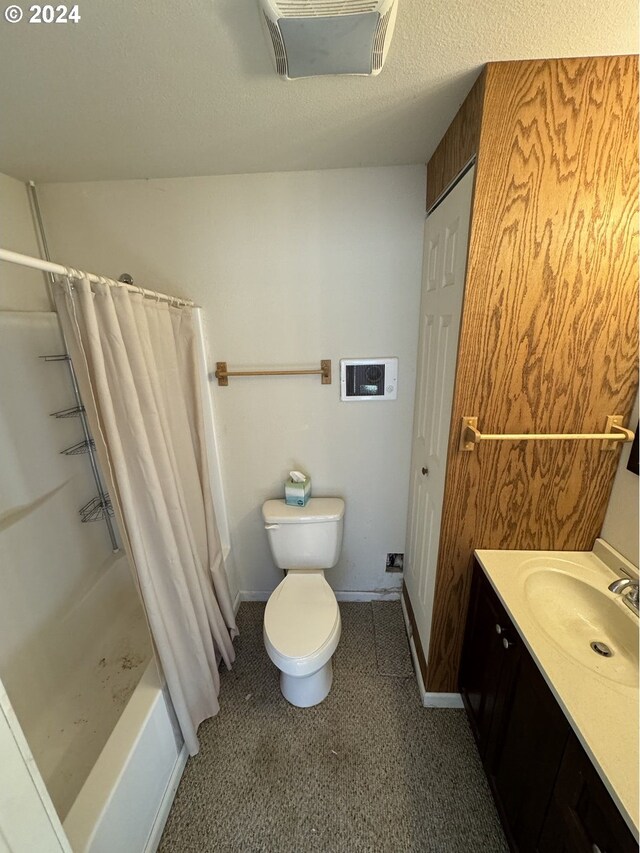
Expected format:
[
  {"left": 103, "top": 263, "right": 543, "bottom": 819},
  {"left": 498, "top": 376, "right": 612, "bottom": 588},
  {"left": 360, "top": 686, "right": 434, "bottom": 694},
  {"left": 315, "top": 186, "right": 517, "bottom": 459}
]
[{"left": 524, "top": 569, "right": 639, "bottom": 688}]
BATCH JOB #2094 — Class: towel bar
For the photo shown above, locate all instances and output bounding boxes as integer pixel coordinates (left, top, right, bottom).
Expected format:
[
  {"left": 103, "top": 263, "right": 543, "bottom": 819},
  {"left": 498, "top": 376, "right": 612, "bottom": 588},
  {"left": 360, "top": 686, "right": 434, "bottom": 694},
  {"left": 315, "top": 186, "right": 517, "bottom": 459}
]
[
  {"left": 459, "top": 415, "right": 634, "bottom": 452},
  {"left": 215, "top": 360, "right": 331, "bottom": 386}
]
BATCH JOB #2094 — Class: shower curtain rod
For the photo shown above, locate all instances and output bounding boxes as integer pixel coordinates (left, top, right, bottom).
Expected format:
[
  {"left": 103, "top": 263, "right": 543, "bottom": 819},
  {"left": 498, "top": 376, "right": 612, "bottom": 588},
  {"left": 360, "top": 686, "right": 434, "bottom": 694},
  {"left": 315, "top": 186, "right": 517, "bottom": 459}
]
[{"left": 0, "top": 247, "right": 194, "bottom": 308}]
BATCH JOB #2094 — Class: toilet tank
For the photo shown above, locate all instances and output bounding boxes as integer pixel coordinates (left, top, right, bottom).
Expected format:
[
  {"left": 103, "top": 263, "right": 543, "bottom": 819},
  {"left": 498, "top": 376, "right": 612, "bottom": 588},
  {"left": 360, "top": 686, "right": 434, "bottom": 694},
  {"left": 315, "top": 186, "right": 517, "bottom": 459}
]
[{"left": 262, "top": 498, "right": 345, "bottom": 570}]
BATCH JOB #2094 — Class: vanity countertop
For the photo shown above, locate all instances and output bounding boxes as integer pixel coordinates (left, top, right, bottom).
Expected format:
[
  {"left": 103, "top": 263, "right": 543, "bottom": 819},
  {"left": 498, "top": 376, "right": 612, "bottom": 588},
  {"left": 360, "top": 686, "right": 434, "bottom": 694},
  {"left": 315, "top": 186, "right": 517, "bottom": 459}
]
[{"left": 475, "top": 539, "right": 639, "bottom": 838}]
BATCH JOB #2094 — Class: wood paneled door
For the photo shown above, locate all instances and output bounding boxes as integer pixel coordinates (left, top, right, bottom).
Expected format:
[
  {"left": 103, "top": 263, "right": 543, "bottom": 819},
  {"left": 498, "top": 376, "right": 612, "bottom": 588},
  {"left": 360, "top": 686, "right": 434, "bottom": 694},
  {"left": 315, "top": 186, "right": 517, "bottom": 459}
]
[{"left": 404, "top": 167, "right": 475, "bottom": 685}]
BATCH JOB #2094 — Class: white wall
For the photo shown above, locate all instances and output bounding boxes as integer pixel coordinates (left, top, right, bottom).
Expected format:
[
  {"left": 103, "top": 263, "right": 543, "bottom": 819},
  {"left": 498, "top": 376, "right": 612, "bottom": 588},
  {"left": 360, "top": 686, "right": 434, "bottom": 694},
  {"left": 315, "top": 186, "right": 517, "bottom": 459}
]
[
  {"left": 39, "top": 166, "right": 426, "bottom": 595},
  {"left": 601, "top": 393, "right": 639, "bottom": 567}
]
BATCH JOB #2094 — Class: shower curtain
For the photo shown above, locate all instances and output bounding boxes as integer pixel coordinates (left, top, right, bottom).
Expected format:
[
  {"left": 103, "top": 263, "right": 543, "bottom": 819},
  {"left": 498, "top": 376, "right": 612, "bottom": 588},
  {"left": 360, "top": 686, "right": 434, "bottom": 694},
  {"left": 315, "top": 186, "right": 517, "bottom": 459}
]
[{"left": 54, "top": 277, "right": 237, "bottom": 755}]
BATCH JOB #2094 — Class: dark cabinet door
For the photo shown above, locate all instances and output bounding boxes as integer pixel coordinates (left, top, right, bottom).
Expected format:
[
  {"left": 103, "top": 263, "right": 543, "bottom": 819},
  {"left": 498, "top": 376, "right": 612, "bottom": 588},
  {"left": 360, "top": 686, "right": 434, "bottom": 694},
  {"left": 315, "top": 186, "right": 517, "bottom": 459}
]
[
  {"left": 460, "top": 561, "right": 569, "bottom": 852},
  {"left": 490, "top": 649, "right": 570, "bottom": 853},
  {"left": 459, "top": 561, "right": 515, "bottom": 759},
  {"left": 539, "top": 733, "right": 637, "bottom": 853}
]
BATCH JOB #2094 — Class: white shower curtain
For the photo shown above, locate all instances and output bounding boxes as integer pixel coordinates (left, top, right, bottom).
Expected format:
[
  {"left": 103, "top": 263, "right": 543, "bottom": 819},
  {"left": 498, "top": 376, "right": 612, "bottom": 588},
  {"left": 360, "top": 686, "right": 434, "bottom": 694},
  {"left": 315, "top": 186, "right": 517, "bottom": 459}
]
[{"left": 54, "top": 277, "right": 237, "bottom": 755}]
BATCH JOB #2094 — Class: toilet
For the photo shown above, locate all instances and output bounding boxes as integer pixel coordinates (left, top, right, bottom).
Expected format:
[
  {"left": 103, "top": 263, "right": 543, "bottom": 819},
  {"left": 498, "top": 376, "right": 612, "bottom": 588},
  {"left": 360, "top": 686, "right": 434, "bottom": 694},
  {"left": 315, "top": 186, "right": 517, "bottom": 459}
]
[{"left": 262, "top": 497, "right": 345, "bottom": 707}]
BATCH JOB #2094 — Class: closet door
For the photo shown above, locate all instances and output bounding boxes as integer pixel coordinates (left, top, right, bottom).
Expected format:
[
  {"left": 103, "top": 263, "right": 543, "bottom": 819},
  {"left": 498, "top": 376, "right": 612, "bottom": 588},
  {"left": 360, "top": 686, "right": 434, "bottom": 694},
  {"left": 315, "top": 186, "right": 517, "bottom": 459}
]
[{"left": 404, "top": 167, "right": 474, "bottom": 679}]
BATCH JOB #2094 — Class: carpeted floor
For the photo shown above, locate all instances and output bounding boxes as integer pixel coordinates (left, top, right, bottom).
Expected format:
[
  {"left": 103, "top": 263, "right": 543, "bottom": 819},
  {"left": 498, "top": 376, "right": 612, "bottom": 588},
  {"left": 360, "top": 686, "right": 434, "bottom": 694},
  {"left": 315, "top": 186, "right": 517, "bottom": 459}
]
[{"left": 159, "top": 601, "right": 508, "bottom": 853}]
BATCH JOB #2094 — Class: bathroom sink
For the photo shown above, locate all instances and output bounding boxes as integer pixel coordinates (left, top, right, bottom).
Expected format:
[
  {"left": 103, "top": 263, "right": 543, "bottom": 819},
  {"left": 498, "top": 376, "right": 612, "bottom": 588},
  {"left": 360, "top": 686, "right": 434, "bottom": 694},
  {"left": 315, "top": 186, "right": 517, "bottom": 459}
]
[{"left": 524, "top": 570, "right": 639, "bottom": 688}]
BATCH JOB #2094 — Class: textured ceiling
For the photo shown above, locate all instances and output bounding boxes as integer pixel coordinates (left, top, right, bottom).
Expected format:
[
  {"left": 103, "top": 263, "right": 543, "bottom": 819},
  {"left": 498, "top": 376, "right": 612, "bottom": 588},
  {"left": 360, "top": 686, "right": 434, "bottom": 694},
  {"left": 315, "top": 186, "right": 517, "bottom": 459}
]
[{"left": 0, "top": 0, "right": 637, "bottom": 182}]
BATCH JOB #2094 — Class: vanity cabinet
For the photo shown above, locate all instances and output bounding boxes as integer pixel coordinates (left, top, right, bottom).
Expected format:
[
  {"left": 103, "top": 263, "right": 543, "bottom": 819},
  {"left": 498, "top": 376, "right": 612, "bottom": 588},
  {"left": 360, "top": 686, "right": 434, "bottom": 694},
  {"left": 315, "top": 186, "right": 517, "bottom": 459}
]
[
  {"left": 539, "top": 733, "right": 637, "bottom": 853},
  {"left": 460, "top": 560, "right": 636, "bottom": 853},
  {"left": 460, "top": 561, "right": 570, "bottom": 851}
]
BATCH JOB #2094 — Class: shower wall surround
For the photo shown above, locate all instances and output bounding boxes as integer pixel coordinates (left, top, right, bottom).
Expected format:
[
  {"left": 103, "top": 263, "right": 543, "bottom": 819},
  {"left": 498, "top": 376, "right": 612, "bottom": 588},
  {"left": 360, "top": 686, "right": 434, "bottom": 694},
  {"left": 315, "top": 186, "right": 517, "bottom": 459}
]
[
  {"left": 38, "top": 165, "right": 426, "bottom": 598},
  {"left": 0, "top": 172, "right": 153, "bottom": 817},
  {"left": 0, "top": 172, "right": 50, "bottom": 311},
  {"left": 0, "top": 174, "right": 110, "bottom": 689}
]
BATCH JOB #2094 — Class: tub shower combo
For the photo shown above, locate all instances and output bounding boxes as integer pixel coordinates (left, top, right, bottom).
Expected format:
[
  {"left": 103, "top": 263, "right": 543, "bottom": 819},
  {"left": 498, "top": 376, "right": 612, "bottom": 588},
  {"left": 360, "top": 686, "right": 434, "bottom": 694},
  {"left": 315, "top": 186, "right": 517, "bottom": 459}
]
[{"left": 0, "top": 187, "right": 237, "bottom": 851}]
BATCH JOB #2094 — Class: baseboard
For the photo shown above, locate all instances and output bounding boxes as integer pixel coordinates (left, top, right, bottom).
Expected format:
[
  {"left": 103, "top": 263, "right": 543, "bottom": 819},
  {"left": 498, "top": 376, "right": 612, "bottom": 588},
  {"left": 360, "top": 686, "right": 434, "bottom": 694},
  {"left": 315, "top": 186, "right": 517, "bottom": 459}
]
[
  {"left": 239, "top": 590, "right": 271, "bottom": 602},
  {"left": 401, "top": 583, "right": 429, "bottom": 686},
  {"left": 400, "top": 595, "right": 427, "bottom": 699},
  {"left": 335, "top": 590, "right": 401, "bottom": 602},
  {"left": 409, "top": 635, "right": 428, "bottom": 698},
  {"left": 399, "top": 594, "right": 463, "bottom": 708},
  {"left": 144, "top": 743, "right": 188, "bottom": 853},
  {"left": 422, "top": 692, "right": 464, "bottom": 709},
  {"left": 239, "top": 589, "right": 401, "bottom": 603}
]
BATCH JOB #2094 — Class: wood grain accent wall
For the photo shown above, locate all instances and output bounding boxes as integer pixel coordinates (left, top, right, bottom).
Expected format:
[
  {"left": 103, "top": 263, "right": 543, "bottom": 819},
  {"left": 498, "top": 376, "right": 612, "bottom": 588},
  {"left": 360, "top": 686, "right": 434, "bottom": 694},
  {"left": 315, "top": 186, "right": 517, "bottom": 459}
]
[
  {"left": 425, "top": 69, "right": 485, "bottom": 211},
  {"left": 425, "top": 56, "right": 639, "bottom": 693}
]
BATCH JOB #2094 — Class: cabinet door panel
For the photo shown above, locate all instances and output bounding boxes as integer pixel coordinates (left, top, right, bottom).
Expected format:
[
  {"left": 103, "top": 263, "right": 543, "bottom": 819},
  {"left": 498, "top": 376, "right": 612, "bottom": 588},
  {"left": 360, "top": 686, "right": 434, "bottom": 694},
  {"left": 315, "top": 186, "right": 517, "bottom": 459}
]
[
  {"left": 460, "top": 563, "right": 513, "bottom": 757},
  {"left": 491, "top": 651, "right": 569, "bottom": 852},
  {"left": 539, "top": 734, "right": 637, "bottom": 853}
]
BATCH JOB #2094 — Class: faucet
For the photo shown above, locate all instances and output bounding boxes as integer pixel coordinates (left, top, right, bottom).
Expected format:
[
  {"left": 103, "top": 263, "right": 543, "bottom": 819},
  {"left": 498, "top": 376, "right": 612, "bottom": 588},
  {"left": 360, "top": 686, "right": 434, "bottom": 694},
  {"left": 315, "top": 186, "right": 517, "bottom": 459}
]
[{"left": 608, "top": 576, "right": 639, "bottom": 616}]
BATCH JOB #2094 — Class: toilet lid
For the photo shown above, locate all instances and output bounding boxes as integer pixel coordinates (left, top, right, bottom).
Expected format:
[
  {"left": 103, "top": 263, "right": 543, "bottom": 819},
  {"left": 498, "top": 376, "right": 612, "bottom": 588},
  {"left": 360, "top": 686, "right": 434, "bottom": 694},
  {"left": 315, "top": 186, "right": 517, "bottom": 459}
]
[{"left": 264, "top": 573, "right": 339, "bottom": 660}]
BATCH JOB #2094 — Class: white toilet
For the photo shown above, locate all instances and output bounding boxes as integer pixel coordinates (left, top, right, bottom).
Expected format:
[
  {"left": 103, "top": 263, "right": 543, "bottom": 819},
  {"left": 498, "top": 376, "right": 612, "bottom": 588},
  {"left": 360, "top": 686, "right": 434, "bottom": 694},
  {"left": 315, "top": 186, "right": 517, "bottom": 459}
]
[{"left": 262, "top": 497, "right": 345, "bottom": 708}]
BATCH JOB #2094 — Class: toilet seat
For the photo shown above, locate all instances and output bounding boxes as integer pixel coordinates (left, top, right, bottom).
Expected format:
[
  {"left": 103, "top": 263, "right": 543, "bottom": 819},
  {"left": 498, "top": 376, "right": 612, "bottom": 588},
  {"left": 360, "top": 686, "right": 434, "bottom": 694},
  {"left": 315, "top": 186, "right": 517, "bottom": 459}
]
[{"left": 264, "top": 573, "right": 341, "bottom": 678}]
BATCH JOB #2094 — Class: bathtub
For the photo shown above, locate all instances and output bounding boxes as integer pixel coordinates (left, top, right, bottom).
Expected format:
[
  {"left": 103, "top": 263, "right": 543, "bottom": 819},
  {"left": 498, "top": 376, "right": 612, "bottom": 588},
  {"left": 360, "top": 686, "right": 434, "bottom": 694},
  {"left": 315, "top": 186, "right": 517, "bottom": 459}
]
[
  {"left": 55, "top": 556, "right": 187, "bottom": 853},
  {"left": 2, "top": 553, "right": 186, "bottom": 852},
  {"left": 63, "top": 659, "right": 187, "bottom": 853}
]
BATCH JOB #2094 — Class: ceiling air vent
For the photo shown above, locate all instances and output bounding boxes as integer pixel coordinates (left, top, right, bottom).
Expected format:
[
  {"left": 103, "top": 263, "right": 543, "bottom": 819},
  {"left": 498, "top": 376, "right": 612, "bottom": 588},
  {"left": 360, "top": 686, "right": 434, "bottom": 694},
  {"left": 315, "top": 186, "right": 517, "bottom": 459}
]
[
  {"left": 371, "top": 6, "right": 392, "bottom": 72},
  {"left": 263, "top": 13, "right": 289, "bottom": 76},
  {"left": 276, "top": 1, "right": 379, "bottom": 16},
  {"left": 258, "top": 0, "right": 398, "bottom": 79}
]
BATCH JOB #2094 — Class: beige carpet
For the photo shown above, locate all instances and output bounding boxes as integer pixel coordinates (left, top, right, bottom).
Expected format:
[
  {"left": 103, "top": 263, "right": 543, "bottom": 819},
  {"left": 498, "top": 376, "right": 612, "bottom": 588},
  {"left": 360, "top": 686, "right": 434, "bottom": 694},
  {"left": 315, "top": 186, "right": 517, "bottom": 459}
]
[{"left": 159, "top": 601, "right": 508, "bottom": 852}]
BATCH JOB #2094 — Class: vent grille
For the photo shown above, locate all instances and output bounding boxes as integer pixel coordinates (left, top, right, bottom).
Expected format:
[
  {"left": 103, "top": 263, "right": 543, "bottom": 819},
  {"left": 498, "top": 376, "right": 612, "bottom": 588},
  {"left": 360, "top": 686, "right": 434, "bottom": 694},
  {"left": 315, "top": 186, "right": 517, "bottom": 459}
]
[
  {"left": 264, "top": 14, "right": 288, "bottom": 76},
  {"left": 371, "top": 7, "right": 391, "bottom": 71},
  {"left": 275, "top": 1, "right": 378, "bottom": 17}
]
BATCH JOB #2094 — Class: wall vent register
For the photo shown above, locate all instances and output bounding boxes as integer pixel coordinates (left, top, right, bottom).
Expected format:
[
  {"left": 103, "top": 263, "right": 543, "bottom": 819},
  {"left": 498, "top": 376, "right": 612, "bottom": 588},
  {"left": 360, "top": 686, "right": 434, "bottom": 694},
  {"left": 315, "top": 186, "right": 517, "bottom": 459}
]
[{"left": 340, "top": 358, "right": 398, "bottom": 401}]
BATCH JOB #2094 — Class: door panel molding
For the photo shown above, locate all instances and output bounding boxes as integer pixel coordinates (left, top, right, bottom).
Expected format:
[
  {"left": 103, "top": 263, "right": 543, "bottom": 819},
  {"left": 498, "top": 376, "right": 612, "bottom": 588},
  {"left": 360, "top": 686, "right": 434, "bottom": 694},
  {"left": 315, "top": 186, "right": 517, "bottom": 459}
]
[{"left": 404, "top": 167, "right": 475, "bottom": 669}]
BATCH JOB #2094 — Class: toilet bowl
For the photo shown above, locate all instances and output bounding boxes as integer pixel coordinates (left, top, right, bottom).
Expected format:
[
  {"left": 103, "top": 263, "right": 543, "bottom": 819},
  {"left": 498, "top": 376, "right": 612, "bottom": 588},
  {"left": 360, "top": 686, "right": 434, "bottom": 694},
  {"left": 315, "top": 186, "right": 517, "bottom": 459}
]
[
  {"left": 264, "top": 571, "right": 341, "bottom": 707},
  {"left": 262, "top": 497, "right": 345, "bottom": 707}
]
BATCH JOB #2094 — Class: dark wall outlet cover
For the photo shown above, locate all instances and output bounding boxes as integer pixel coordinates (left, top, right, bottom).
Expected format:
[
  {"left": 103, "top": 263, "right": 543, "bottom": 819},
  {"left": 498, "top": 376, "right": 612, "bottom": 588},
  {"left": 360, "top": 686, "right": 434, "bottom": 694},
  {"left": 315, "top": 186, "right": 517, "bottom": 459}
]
[{"left": 386, "top": 553, "right": 404, "bottom": 572}]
